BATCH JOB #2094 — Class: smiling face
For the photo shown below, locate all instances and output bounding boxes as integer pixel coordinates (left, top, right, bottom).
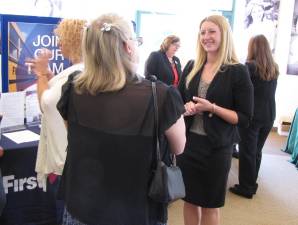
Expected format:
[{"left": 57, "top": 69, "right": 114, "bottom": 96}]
[{"left": 199, "top": 21, "right": 222, "bottom": 55}]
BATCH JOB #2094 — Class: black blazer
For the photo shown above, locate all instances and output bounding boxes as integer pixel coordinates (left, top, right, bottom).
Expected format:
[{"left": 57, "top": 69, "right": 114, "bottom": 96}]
[
  {"left": 179, "top": 60, "right": 254, "bottom": 147},
  {"left": 144, "top": 50, "right": 182, "bottom": 86},
  {"left": 246, "top": 61, "right": 277, "bottom": 124}
]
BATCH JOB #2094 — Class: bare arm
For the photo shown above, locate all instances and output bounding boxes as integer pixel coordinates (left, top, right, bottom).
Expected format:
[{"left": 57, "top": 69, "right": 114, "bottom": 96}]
[
  {"left": 35, "top": 74, "right": 52, "bottom": 111},
  {"left": 26, "top": 49, "right": 53, "bottom": 111},
  {"left": 165, "top": 115, "right": 186, "bottom": 155}
]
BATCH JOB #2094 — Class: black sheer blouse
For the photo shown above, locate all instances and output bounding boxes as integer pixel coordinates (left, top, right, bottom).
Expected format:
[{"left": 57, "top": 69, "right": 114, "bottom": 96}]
[{"left": 57, "top": 75, "right": 185, "bottom": 225}]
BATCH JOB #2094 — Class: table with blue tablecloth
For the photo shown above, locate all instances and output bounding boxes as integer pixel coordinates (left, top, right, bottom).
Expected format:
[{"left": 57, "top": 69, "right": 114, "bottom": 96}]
[
  {"left": 0, "top": 126, "right": 58, "bottom": 225},
  {"left": 284, "top": 108, "right": 298, "bottom": 169}
]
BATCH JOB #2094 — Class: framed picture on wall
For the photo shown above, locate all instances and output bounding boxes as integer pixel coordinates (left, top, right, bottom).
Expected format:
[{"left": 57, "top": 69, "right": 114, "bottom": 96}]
[
  {"left": 244, "top": 0, "right": 280, "bottom": 50},
  {"left": 286, "top": 0, "right": 298, "bottom": 75},
  {"left": 233, "top": 0, "right": 280, "bottom": 62}
]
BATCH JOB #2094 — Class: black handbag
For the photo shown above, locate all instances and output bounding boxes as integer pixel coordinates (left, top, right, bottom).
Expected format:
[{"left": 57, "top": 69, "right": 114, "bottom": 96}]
[{"left": 148, "top": 80, "right": 185, "bottom": 203}]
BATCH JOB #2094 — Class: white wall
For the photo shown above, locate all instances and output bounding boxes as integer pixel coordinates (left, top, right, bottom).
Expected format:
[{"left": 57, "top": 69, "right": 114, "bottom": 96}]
[
  {"left": 274, "top": 0, "right": 298, "bottom": 123},
  {"left": 1, "top": 0, "right": 297, "bottom": 123}
]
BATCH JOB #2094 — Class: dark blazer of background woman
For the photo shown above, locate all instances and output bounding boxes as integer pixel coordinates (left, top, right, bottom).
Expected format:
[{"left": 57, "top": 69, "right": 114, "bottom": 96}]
[
  {"left": 145, "top": 50, "right": 181, "bottom": 86},
  {"left": 246, "top": 61, "right": 277, "bottom": 123}
]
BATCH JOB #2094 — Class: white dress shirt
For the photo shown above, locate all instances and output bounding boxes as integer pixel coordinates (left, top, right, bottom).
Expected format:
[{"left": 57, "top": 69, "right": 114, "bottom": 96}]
[{"left": 35, "top": 63, "right": 83, "bottom": 188}]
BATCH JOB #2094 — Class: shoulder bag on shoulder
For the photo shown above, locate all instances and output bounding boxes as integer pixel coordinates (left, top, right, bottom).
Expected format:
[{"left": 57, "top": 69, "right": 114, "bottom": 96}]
[{"left": 148, "top": 80, "right": 185, "bottom": 203}]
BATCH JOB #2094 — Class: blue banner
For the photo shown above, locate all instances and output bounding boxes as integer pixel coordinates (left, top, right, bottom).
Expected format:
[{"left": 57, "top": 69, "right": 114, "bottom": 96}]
[{"left": 1, "top": 15, "right": 67, "bottom": 92}]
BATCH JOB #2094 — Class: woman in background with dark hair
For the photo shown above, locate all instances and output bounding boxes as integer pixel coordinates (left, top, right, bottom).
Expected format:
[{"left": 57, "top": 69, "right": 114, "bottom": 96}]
[
  {"left": 230, "top": 34, "right": 279, "bottom": 198},
  {"left": 145, "top": 35, "right": 181, "bottom": 87}
]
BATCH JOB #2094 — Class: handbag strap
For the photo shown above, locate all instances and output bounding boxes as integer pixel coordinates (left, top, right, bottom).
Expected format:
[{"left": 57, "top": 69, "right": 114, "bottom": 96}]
[{"left": 151, "top": 81, "right": 161, "bottom": 162}]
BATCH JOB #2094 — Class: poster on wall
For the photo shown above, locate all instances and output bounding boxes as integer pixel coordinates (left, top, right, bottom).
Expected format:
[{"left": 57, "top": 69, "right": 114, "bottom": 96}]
[
  {"left": 6, "top": 20, "right": 70, "bottom": 92},
  {"left": 234, "top": 0, "right": 280, "bottom": 62},
  {"left": 0, "top": 15, "right": 69, "bottom": 127},
  {"left": 286, "top": 0, "right": 298, "bottom": 75},
  {"left": 244, "top": 0, "right": 280, "bottom": 49}
]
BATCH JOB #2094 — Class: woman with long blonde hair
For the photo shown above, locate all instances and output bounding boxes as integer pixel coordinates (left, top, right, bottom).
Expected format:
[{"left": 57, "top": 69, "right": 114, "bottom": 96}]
[{"left": 177, "top": 15, "right": 253, "bottom": 225}]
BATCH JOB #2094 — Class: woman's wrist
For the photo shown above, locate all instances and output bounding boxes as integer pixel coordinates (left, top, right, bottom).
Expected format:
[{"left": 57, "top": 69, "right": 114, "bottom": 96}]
[
  {"left": 208, "top": 103, "right": 216, "bottom": 118},
  {"left": 209, "top": 103, "right": 216, "bottom": 113},
  {"left": 36, "top": 71, "right": 53, "bottom": 79}
]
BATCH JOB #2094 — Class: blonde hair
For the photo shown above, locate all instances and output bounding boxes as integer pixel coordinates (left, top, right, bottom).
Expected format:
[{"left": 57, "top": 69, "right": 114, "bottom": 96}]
[
  {"left": 160, "top": 35, "right": 180, "bottom": 52},
  {"left": 186, "top": 15, "right": 239, "bottom": 87},
  {"left": 247, "top": 34, "right": 279, "bottom": 81},
  {"left": 54, "top": 19, "right": 86, "bottom": 63},
  {"left": 75, "top": 13, "right": 136, "bottom": 95}
]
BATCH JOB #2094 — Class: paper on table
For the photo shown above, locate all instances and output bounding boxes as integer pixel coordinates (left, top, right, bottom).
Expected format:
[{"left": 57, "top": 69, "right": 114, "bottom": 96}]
[
  {"left": 3, "top": 130, "right": 40, "bottom": 144},
  {"left": 0, "top": 92, "right": 25, "bottom": 129},
  {"left": 25, "top": 90, "right": 41, "bottom": 124}
]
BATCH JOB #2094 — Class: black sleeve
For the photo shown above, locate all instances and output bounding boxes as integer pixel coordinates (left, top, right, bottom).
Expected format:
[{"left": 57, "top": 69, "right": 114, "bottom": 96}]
[
  {"left": 56, "top": 71, "right": 80, "bottom": 120},
  {"left": 144, "top": 52, "right": 159, "bottom": 79},
  {"left": 233, "top": 65, "right": 254, "bottom": 127},
  {"left": 178, "top": 60, "right": 194, "bottom": 103},
  {"left": 159, "top": 86, "right": 185, "bottom": 133}
]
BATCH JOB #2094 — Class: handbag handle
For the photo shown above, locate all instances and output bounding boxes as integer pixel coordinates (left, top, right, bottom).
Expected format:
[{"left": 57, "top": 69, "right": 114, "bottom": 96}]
[
  {"left": 151, "top": 81, "right": 161, "bottom": 162},
  {"left": 151, "top": 80, "right": 177, "bottom": 166}
]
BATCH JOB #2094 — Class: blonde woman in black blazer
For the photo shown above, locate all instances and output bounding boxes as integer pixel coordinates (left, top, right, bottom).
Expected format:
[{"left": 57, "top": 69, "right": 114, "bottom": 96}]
[
  {"left": 145, "top": 35, "right": 182, "bottom": 86},
  {"left": 177, "top": 15, "right": 253, "bottom": 225},
  {"left": 230, "top": 34, "right": 279, "bottom": 199}
]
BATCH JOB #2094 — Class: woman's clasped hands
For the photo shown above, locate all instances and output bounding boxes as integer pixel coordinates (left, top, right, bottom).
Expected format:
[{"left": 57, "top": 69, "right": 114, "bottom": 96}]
[{"left": 184, "top": 96, "right": 213, "bottom": 116}]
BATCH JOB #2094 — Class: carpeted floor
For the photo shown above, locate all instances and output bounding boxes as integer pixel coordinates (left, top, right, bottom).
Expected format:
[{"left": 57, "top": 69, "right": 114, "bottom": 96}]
[{"left": 168, "top": 131, "right": 298, "bottom": 225}]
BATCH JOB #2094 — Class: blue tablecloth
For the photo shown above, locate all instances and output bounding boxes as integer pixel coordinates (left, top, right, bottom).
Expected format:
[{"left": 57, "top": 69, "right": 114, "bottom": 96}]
[
  {"left": 0, "top": 127, "right": 58, "bottom": 225},
  {"left": 284, "top": 108, "right": 298, "bottom": 169}
]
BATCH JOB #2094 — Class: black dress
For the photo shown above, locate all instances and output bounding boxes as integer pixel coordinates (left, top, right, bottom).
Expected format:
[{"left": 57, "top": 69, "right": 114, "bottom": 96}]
[{"left": 57, "top": 75, "right": 185, "bottom": 225}]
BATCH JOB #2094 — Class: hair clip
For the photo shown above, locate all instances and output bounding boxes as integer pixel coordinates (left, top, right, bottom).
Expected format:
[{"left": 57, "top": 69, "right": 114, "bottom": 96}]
[{"left": 101, "top": 23, "right": 112, "bottom": 32}]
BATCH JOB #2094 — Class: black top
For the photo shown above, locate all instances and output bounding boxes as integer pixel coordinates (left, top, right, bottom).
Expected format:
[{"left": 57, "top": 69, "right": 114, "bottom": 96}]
[
  {"left": 57, "top": 75, "right": 185, "bottom": 225},
  {"left": 178, "top": 60, "right": 254, "bottom": 147},
  {"left": 144, "top": 50, "right": 182, "bottom": 86},
  {"left": 246, "top": 61, "right": 278, "bottom": 123}
]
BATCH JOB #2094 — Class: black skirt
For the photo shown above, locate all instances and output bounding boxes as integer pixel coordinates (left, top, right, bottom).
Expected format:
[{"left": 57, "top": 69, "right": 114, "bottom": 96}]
[{"left": 177, "top": 132, "right": 233, "bottom": 208}]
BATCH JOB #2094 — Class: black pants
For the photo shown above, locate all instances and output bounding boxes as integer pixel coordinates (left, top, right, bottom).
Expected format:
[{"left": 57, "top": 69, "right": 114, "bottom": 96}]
[
  {"left": 47, "top": 175, "right": 64, "bottom": 225},
  {"left": 238, "top": 120, "right": 273, "bottom": 193}
]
